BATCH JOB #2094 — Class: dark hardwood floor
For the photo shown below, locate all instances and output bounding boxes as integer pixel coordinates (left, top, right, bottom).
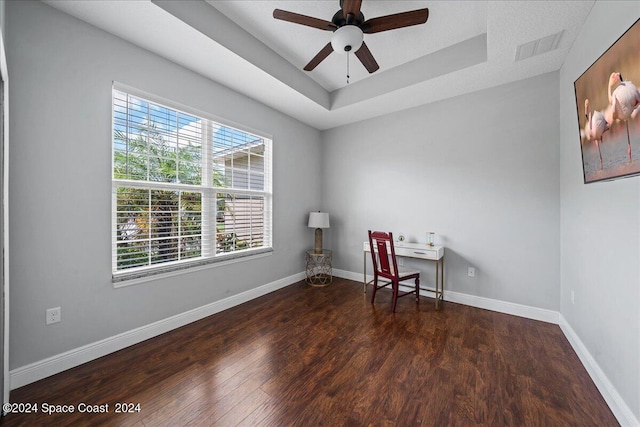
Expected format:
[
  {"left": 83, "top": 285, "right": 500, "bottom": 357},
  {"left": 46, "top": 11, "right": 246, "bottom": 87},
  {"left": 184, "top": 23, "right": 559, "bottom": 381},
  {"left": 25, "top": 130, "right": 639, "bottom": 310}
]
[{"left": 1, "top": 278, "right": 618, "bottom": 426}]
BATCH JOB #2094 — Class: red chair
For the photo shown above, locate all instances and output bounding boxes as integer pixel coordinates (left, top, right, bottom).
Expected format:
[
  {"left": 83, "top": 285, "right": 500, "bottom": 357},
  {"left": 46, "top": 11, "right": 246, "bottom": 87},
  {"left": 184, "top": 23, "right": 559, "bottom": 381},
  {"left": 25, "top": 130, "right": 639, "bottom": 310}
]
[{"left": 368, "top": 230, "right": 420, "bottom": 312}]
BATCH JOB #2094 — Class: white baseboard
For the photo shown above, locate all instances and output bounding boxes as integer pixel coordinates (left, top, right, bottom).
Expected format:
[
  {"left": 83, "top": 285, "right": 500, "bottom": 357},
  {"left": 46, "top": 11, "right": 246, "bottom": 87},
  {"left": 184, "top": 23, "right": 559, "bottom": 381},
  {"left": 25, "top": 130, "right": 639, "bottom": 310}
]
[
  {"left": 443, "top": 290, "right": 559, "bottom": 324},
  {"left": 10, "top": 272, "right": 305, "bottom": 390},
  {"left": 334, "top": 268, "right": 637, "bottom": 427},
  {"left": 559, "top": 315, "right": 640, "bottom": 427},
  {"left": 334, "top": 268, "right": 366, "bottom": 283},
  {"left": 333, "top": 269, "right": 559, "bottom": 324}
]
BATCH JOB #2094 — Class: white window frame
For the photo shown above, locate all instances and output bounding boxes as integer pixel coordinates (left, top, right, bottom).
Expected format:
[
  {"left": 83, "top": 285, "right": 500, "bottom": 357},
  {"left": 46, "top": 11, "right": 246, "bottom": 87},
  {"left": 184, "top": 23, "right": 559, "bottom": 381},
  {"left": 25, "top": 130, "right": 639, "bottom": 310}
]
[{"left": 111, "top": 83, "right": 272, "bottom": 285}]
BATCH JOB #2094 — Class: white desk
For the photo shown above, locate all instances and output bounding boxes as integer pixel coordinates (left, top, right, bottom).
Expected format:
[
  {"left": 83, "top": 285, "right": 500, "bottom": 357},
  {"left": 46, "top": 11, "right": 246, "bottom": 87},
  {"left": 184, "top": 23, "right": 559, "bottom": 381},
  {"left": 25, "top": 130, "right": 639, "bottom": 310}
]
[{"left": 363, "top": 241, "right": 445, "bottom": 310}]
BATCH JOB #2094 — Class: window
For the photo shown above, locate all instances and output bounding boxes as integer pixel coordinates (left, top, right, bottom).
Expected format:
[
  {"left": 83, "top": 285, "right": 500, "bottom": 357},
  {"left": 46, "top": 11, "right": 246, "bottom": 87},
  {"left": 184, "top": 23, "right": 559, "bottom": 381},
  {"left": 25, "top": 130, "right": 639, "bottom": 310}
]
[{"left": 112, "top": 86, "right": 272, "bottom": 281}]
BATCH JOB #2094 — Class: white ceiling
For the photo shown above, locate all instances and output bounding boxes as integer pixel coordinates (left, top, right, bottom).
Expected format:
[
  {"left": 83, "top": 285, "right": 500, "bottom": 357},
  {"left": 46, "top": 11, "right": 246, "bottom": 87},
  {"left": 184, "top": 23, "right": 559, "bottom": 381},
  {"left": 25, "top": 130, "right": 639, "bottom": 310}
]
[{"left": 43, "top": 0, "right": 594, "bottom": 130}]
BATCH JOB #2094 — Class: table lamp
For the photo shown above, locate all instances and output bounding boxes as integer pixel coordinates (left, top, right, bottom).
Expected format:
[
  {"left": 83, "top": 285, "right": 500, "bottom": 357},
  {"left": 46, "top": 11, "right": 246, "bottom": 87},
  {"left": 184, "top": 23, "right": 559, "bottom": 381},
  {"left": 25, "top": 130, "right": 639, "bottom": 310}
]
[{"left": 308, "top": 212, "right": 330, "bottom": 253}]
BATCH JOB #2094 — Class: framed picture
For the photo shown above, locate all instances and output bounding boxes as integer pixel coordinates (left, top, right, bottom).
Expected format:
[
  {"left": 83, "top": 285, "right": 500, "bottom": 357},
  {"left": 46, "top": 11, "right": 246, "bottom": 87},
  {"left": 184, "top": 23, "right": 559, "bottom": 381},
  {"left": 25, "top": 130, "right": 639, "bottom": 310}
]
[{"left": 574, "top": 17, "right": 640, "bottom": 183}]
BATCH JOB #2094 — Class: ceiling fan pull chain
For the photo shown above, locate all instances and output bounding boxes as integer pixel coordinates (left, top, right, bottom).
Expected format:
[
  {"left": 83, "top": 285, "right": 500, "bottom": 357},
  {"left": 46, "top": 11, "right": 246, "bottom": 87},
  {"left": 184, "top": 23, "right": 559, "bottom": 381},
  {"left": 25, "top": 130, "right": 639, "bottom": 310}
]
[{"left": 347, "top": 51, "right": 350, "bottom": 84}]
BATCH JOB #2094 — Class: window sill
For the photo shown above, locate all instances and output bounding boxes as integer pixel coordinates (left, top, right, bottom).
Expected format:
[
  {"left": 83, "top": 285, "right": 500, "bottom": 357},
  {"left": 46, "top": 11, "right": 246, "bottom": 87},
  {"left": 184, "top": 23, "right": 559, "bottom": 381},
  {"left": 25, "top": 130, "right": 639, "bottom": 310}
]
[{"left": 112, "top": 248, "right": 273, "bottom": 288}]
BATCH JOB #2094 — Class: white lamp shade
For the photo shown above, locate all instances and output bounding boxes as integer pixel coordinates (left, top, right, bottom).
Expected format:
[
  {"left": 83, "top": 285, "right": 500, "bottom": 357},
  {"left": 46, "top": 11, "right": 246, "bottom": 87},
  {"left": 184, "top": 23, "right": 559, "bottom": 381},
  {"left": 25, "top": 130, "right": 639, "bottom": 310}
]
[
  {"left": 308, "top": 212, "right": 330, "bottom": 228},
  {"left": 331, "top": 25, "right": 363, "bottom": 53}
]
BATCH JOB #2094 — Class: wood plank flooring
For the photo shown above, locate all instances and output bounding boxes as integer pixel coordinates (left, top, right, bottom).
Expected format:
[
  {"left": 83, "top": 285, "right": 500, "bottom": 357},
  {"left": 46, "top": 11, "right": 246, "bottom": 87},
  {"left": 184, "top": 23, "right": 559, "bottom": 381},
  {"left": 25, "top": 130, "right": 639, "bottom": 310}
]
[{"left": 1, "top": 278, "right": 618, "bottom": 426}]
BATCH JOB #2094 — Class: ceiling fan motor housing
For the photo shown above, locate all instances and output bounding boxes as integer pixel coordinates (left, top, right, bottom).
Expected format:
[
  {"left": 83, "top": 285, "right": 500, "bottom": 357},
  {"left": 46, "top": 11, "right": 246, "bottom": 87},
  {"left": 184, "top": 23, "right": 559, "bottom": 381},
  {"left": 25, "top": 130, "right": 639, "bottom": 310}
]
[{"left": 331, "top": 9, "right": 365, "bottom": 27}]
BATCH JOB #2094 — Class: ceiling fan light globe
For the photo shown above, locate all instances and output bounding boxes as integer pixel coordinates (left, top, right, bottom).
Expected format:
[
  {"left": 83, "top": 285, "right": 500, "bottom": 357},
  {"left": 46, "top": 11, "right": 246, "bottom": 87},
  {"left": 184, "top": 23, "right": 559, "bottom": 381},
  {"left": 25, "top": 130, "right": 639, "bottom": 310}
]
[{"left": 331, "top": 25, "right": 363, "bottom": 53}]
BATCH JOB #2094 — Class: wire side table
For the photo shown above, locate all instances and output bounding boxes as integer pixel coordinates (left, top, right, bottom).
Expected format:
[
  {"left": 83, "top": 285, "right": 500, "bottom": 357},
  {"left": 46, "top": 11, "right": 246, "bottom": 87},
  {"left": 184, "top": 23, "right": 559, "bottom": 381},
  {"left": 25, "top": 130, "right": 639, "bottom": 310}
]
[{"left": 305, "top": 249, "right": 333, "bottom": 286}]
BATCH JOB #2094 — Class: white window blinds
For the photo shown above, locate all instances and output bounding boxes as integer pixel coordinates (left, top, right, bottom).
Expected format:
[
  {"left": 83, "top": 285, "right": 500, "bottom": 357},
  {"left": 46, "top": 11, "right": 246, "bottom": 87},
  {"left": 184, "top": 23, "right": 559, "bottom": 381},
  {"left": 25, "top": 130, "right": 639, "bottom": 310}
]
[{"left": 112, "top": 87, "right": 272, "bottom": 281}]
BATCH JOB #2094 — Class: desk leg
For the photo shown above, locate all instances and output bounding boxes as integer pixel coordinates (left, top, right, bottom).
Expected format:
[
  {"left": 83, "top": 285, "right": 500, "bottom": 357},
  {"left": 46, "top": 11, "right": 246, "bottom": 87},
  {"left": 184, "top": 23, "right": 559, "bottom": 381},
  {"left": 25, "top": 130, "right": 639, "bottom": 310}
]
[
  {"left": 363, "top": 251, "right": 367, "bottom": 293},
  {"left": 434, "top": 257, "right": 444, "bottom": 310},
  {"left": 439, "top": 256, "right": 445, "bottom": 310},
  {"left": 435, "top": 259, "right": 440, "bottom": 310}
]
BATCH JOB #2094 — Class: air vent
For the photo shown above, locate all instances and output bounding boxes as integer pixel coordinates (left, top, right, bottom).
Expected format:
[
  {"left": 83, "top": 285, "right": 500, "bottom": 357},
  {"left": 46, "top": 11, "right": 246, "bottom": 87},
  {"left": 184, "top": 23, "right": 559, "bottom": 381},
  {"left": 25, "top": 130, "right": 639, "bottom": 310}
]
[{"left": 515, "top": 30, "right": 564, "bottom": 61}]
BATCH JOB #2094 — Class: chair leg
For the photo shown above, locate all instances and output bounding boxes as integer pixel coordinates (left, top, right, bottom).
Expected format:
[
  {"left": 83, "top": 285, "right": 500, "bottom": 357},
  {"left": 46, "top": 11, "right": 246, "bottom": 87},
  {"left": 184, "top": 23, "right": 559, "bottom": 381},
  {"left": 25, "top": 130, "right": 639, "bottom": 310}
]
[
  {"left": 370, "top": 275, "right": 378, "bottom": 304},
  {"left": 391, "top": 280, "right": 399, "bottom": 312},
  {"left": 415, "top": 277, "right": 420, "bottom": 303}
]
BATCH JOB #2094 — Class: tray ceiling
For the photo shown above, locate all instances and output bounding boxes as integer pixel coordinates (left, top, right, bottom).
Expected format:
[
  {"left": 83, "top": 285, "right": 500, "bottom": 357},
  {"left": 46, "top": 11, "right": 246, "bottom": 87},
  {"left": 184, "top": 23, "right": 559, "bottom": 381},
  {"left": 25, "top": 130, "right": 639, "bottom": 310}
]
[{"left": 43, "top": 0, "right": 594, "bottom": 130}]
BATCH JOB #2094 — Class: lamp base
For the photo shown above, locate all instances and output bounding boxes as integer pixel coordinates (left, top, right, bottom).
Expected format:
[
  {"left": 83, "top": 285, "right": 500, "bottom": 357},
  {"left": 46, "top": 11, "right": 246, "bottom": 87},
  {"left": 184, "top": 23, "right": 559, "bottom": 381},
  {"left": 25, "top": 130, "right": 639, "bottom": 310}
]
[{"left": 314, "top": 228, "right": 323, "bottom": 253}]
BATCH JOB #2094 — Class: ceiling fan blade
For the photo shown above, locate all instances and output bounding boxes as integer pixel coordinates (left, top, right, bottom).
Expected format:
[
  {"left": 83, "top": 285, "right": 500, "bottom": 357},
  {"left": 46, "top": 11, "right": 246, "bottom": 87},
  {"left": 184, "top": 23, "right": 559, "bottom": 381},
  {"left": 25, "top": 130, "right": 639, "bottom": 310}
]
[
  {"left": 361, "top": 8, "right": 429, "bottom": 34},
  {"left": 342, "top": 0, "right": 363, "bottom": 20},
  {"left": 355, "top": 42, "right": 379, "bottom": 73},
  {"left": 304, "top": 43, "right": 335, "bottom": 71},
  {"left": 273, "top": 9, "right": 337, "bottom": 31}
]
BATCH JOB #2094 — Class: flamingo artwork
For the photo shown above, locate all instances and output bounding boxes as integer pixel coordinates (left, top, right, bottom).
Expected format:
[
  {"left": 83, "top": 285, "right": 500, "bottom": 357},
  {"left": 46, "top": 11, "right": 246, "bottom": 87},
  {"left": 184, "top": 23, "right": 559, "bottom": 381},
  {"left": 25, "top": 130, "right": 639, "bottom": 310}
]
[
  {"left": 582, "top": 99, "right": 609, "bottom": 169},
  {"left": 606, "top": 72, "right": 640, "bottom": 161}
]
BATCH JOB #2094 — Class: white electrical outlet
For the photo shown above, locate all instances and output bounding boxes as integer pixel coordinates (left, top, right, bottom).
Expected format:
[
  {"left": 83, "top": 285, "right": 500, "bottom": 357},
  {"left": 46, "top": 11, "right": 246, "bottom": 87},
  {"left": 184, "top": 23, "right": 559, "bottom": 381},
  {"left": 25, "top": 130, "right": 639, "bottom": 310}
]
[
  {"left": 468, "top": 267, "right": 475, "bottom": 277},
  {"left": 46, "top": 307, "right": 61, "bottom": 325},
  {"left": 398, "top": 257, "right": 404, "bottom": 266},
  {"left": 571, "top": 290, "right": 575, "bottom": 305}
]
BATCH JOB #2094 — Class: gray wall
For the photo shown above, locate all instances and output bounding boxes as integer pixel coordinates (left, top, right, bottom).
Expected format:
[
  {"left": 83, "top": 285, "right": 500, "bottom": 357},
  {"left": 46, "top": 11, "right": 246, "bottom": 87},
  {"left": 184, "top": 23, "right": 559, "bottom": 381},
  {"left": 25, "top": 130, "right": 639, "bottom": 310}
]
[
  {"left": 559, "top": 1, "right": 640, "bottom": 420},
  {"left": 0, "top": 0, "right": 5, "bottom": 40},
  {"left": 322, "top": 72, "right": 560, "bottom": 310},
  {"left": 0, "top": 0, "right": 7, "bottom": 405},
  {"left": 6, "top": 0, "right": 322, "bottom": 369}
]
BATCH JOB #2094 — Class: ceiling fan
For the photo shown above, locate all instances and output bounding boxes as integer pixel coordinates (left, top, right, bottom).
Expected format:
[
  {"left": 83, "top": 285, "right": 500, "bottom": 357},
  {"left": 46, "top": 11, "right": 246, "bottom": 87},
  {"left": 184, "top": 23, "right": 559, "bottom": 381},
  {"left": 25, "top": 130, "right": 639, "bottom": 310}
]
[{"left": 273, "top": 0, "right": 429, "bottom": 75}]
